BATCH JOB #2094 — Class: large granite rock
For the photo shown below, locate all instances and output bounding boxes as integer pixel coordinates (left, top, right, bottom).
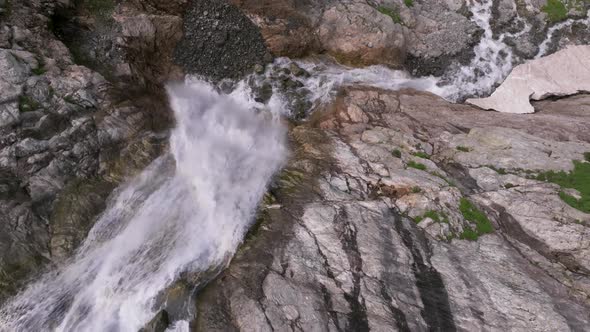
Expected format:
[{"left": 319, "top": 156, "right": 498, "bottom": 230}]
[
  {"left": 194, "top": 87, "right": 590, "bottom": 331},
  {"left": 467, "top": 45, "right": 590, "bottom": 113},
  {"left": 318, "top": 2, "right": 406, "bottom": 67}
]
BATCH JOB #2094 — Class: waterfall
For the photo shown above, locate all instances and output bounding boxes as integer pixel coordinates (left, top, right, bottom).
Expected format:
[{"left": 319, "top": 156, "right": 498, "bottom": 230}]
[{"left": 0, "top": 81, "right": 287, "bottom": 331}]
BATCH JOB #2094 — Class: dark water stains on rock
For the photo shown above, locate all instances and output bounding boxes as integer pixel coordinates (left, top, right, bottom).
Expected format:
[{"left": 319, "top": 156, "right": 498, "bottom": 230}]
[{"left": 394, "top": 214, "right": 456, "bottom": 332}]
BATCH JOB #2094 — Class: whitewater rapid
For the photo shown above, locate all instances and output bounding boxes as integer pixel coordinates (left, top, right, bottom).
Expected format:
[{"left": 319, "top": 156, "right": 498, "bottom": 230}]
[{"left": 0, "top": 81, "right": 287, "bottom": 331}]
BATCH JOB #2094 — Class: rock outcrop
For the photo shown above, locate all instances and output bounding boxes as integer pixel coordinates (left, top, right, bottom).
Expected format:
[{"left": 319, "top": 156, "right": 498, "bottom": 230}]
[
  {"left": 318, "top": 2, "right": 406, "bottom": 67},
  {"left": 0, "top": 0, "right": 171, "bottom": 300},
  {"left": 194, "top": 87, "right": 590, "bottom": 331},
  {"left": 231, "top": 0, "right": 478, "bottom": 70},
  {"left": 467, "top": 45, "right": 590, "bottom": 113}
]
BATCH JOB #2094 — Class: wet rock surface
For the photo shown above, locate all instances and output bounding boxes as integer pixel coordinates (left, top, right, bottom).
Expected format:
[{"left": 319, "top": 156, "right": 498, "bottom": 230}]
[
  {"left": 194, "top": 88, "right": 590, "bottom": 331},
  {"left": 0, "top": 0, "right": 169, "bottom": 300}
]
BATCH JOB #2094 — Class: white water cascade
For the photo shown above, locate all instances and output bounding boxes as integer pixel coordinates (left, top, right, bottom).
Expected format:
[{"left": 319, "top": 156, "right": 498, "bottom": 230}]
[
  {"left": 276, "top": 0, "right": 589, "bottom": 105},
  {"left": 536, "top": 10, "right": 590, "bottom": 58},
  {"left": 271, "top": 0, "right": 525, "bottom": 105},
  {"left": 0, "top": 81, "right": 287, "bottom": 331},
  {"left": 440, "top": 0, "right": 529, "bottom": 100}
]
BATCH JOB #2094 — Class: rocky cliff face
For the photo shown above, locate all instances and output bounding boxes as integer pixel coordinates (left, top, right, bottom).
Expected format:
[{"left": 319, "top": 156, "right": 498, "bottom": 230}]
[
  {"left": 1, "top": 0, "right": 590, "bottom": 330},
  {"left": 0, "top": 0, "right": 175, "bottom": 300},
  {"left": 194, "top": 88, "right": 590, "bottom": 331}
]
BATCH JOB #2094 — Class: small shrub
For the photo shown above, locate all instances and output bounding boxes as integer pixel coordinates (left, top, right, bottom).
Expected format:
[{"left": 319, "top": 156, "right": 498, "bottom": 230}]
[
  {"left": 391, "top": 149, "right": 402, "bottom": 158},
  {"left": 542, "top": 0, "right": 568, "bottom": 22},
  {"left": 504, "top": 183, "right": 517, "bottom": 189},
  {"left": 412, "top": 151, "right": 430, "bottom": 159},
  {"left": 407, "top": 161, "right": 427, "bottom": 171},
  {"left": 404, "top": 0, "right": 414, "bottom": 7},
  {"left": 456, "top": 146, "right": 471, "bottom": 152},
  {"left": 377, "top": 6, "right": 402, "bottom": 24},
  {"left": 584, "top": 152, "right": 590, "bottom": 162},
  {"left": 412, "top": 186, "right": 422, "bottom": 193}
]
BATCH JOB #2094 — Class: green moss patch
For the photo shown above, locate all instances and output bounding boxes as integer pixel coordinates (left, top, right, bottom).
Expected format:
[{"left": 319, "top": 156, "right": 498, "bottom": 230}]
[
  {"left": 536, "top": 160, "right": 590, "bottom": 213},
  {"left": 459, "top": 198, "right": 494, "bottom": 241},
  {"left": 487, "top": 165, "right": 508, "bottom": 175},
  {"left": 407, "top": 161, "right": 426, "bottom": 171},
  {"left": 412, "top": 151, "right": 430, "bottom": 159},
  {"left": 456, "top": 146, "right": 471, "bottom": 152},
  {"left": 542, "top": 0, "right": 568, "bottom": 22},
  {"left": 414, "top": 210, "right": 449, "bottom": 224},
  {"left": 404, "top": 0, "right": 414, "bottom": 7},
  {"left": 391, "top": 149, "right": 402, "bottom": 158}
]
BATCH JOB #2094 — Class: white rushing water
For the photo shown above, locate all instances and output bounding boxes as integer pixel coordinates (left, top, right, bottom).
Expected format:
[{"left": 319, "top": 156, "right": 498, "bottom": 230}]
[
  {"left": 536, "top": 10, "right": 590, "bottom": 58},
  {"left": 440, "top": 0, "right": 528, "bottom": 100},
  {"left": 0, "top": 81, "right": 287, "bottom": 331},
  {"left": 271, "top": 0, "right": 527, "bottom": 104},
  {"left": 277, "top": 0, "right": 588, "bottom": 105}
]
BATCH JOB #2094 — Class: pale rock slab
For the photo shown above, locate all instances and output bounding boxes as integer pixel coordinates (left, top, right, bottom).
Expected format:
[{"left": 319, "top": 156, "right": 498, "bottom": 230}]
[{"left": 467, "top": 45, "right": 590, "bottom": 113}]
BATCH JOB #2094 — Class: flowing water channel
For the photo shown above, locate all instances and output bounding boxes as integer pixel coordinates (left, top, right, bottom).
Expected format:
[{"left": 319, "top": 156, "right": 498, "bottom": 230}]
[{"left": 0, "top": 82, "right": 287, "bottom": 331}]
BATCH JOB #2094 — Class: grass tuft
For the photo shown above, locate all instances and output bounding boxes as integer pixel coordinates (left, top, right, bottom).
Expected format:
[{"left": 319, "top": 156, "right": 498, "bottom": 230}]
[
  {"left": 536, "top": 160, "right": 590, "bottom": 213},
  {"left": 459, "top": 198, "right": 494, "bottom": 241},
  {"left": 407, "top": 161, "right": 427, "bottom": 171},
  {"left": 488, "top": 165, "right": 507, "bottom": 175},
  {"left": 412, "top": 151, "right": 430, "bottom": 159},
  {"left": 542, "top": 0, "right": 568, "bottom": 22}
]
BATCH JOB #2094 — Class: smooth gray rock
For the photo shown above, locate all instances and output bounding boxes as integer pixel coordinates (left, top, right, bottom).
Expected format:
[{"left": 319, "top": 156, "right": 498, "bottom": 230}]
[{"left": 196, "top": 88, "right": 590, "bottom": 331}]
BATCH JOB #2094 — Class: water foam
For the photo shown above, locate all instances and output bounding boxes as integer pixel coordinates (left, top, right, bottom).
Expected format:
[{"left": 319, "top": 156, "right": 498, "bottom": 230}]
[{"left": 0, "top": 81, "right": 287, "bottom": 331}]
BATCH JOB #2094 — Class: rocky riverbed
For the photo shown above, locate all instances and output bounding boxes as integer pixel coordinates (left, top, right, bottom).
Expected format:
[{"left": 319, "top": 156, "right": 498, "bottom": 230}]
[{"left": 0, "top": 0, "right": 589, "bottom": 331}]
